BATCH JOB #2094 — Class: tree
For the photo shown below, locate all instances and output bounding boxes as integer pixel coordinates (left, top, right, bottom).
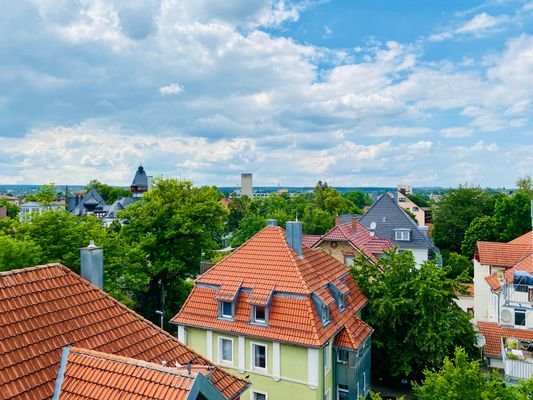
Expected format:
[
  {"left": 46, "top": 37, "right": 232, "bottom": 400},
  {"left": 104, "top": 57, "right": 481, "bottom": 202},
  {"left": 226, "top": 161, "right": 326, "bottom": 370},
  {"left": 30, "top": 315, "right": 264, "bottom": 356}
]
[
  {"left": 413, "top": 348, "right": 533, "bottom": 400},
  {"left": 226, "top": 196, "right": 251, "bottom": 233},
  {"left": 492, "top": 191, "right": 531, "bottom": 242},
  {"left": 0, "top": 236, "right": 42, "bottom": 271},
  {"left": 343, "top": 191, "right": 372, "bottom": 210},
  {"left": 351, "top": 250, "right": 476, "bottom": 380},
  {"left": 26, "top": 183, "right": 57, "bottom": 206},
  {"left": 442, "top": 251, "right": 473, "bottom": 282},
  {"left": 432, "top": 187, "right": 495, "bottom": 253},
  {"left": 0, "top": 199, "right": 20, "bottom": 218},
  {"left": 406, "top": 193, "right": 430, "bottom": 208},
  {"left": 120, "top": 178, "right": 227, "bottom": 326},
  {"left": 301, "top": 206, "right": 335, "bottom": 235},
  {"left": 461, "top": 216, "right": 498, "bottom": 259},
  {"left": 85, "top": 180, "right": 131, "bottom": 203},
  {"left": 516, "top": 175, "right": 532, "bottom": 198},
  {"left": 230, "top": 213, "right": 266, "bottom": 247}
]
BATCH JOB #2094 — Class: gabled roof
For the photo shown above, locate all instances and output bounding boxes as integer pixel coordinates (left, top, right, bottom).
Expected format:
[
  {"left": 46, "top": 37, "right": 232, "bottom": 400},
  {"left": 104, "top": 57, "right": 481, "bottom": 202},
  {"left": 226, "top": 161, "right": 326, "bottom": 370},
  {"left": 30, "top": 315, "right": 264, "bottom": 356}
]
[
  {"left": 358, "top": 194, "right": 435, "bottom": 250},
  {"left": 172, "top": 226, "right": 371, "bottom": 348},
  {"left": 314, "top": 220, "right": 394, "bottom": 261},
  {"left": 334, "top": 317, "right": 373, "bottom": 350},
  {"left": 53, "top": 346, "right": 223, "bottom": 400},
  {"left": 476, "top": 239, "right": 531, "bottom": 267},
  {"left": 478, "top": 322, "right": 533, "bottom": 357},
  {"left": 0, "top": 264, "right": 248, "bottom": 400},
  {"left": 70, "top": 189, "right": 107, "bottom": 216},
  {"left": 508, "top": 231, "right": 533, "bottom": 246}
]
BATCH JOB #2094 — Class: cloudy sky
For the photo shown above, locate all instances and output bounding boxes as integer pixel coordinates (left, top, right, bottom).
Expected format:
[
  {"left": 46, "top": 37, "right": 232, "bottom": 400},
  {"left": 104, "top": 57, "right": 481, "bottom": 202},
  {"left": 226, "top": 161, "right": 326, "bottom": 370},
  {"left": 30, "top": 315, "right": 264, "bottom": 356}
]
[{"left": 1, "top": 0, "right": 532, "bottom": 187}]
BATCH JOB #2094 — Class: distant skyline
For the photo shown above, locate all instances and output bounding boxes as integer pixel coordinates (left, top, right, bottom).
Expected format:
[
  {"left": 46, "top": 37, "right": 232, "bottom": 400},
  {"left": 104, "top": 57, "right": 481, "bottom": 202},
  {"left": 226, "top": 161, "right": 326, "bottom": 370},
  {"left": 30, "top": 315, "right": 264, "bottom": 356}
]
[{"left": 1, "top": 0, "right": 532, "bottom": 187}]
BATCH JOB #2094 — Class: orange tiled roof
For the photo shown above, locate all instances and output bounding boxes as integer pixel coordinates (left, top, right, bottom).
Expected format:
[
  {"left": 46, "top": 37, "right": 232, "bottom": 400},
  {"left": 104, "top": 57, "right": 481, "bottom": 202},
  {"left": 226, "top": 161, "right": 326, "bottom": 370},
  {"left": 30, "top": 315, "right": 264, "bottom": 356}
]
[
  {"left": 334, "top": 318, "right": 373, "bottom": 350},
  {"left": 476, "top": 239, "right": 531, "bottom": 268},
  {"left": 172, "top": 226, "right": 370, "bottom": 348},
  {"left": 508, "top": 231, "right": 533, "bottom": 246},
  {"left": 302, "top": 234, "right": 321, "bottom": 248},
  {"left": 485, "top": 274, "right": 502, "bottom": 291},
  {"left": 0, "top": 264, "right": 248, "bottom": 400},
  {"left": 456, "top": 282, "right": 475, "bottom": 296},
  {"left": 478, "top": 322, "right": 533, "bottom": 357},
  {"left": 316, "top": 221, "right": 394, "bottom": 261},
  {"left": 55, "top": 347, "right": 215, "bottom": 399},
  {"left": 504, "top": 254, "right": 533, "bottom": 284}
]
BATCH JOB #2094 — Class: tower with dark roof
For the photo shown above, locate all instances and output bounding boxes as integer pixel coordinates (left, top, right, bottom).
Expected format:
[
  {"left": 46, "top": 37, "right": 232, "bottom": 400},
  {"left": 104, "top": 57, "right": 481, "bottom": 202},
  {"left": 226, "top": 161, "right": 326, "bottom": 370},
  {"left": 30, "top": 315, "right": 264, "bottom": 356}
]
[{"left": 130, "top": 165, "right": 149, "bottom": 198}]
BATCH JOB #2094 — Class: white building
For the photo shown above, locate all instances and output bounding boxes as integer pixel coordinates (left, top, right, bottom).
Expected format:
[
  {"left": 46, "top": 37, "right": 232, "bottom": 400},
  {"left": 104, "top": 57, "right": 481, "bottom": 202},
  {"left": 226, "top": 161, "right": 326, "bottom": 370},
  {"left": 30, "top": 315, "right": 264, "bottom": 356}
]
[{"left": 19, "top": 201, "right": 65, "bottom": 222}]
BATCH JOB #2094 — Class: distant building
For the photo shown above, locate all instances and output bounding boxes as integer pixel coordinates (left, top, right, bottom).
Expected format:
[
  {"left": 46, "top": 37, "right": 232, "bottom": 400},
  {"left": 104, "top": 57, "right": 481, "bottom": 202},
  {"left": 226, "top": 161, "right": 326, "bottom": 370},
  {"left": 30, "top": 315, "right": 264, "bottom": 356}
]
[
  {"left": 395, "top": 190, "right": 426, "bottom": 227},
  {"left": 0, "top": 194, "right": 21, "bottom": 206},
  {"left": 131, "top": 165, "right": 149, "bottom": 198},
  {"left": 359, "top": 193, "right": 441, "bottom": 265},
  {"left": 240, "top": 173, "right": 253, "bottom": 198},
  {"left": 0, "top": 208, "right": 7, "bottom": 220},
  {"left": 397, "top": 184, "right": 412, "bottom": 195},
  {"left": 19, "top": 201, "right": 65, "bottom": 222}
]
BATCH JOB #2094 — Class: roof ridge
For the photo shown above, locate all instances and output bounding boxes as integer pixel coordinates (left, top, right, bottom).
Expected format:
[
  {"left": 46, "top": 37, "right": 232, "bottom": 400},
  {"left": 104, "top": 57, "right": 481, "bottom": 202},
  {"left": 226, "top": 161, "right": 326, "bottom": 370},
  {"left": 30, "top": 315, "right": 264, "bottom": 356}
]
[
  {"left": 275, "top": 227, "right": 314, "bottom": 294},
  {"left": 0, "top": 262, "right": 66, "bottom": 277},
  {"left": 69, "top": 347, "right": 206, "bottom": 377}
]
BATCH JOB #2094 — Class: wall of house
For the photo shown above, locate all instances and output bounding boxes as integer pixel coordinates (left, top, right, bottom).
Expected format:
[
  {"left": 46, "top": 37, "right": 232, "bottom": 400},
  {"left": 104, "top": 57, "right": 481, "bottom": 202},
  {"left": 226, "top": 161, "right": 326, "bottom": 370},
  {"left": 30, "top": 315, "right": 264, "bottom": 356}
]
[
  {"left": 316, "top": 240, "right": 359, "bottom": 265},
  {"left": 409, "top": 248, "right": 429, "bottom": 266},
  {"left": 334, "top": 338, "right": 371, "bottom": 400},
  {"left": 455, "top": 296, "right": 474, "bottom": 314},
  {"left": 397, "top": 192, "right": 425, "bottom": 227},
  {"left": 181, "top": 326, "right": 330, "bottom": 400},
  {"left": 474, "top": 260, "right": 504, "bottom": 323}
]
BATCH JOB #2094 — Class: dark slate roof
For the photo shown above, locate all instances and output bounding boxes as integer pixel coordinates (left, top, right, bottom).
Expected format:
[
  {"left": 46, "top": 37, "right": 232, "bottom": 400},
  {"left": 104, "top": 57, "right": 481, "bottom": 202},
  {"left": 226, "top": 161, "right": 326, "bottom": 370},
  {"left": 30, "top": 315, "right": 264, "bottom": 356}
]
[
  {"left": 359, "top": 194, "right": 436, "bottom": 250},
  {"left": 131, "top": 165, "right": 148, "bottom": 187},
  {"left": 70, "top": 189, "right": 107, "bottom": 216}
]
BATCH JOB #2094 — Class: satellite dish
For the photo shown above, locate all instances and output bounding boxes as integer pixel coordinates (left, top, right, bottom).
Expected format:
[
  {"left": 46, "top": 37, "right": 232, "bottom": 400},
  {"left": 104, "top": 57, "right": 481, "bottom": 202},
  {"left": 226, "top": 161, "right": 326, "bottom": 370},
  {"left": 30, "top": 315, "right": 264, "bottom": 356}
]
[
  {"left": 475, "top": 333, "right": 486, "bottom": 348},
  {"left": 370, "top": 221, "right": 377, "bottom": 230},
  {"left": 501, "top": 308, "right": 513, "bottom": 324}
]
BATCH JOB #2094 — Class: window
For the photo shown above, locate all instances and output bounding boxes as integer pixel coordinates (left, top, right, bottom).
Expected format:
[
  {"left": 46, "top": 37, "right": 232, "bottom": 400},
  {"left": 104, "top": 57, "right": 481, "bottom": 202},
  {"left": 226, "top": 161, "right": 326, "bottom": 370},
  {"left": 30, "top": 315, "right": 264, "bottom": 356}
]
[
  {"left": 394, "top": 229, "right": 411, "bottom": 241},
  {"left": 321, "top": 304, "right": 330, "bottom": 325},
  {"left": 219, "top": 337, "right": 233, "bottom": 364},
  {"left": 252, "top": 392, "right": 267, "bottom": 400},
  {"left": 251, "top": 343, "right": 267, "bottom": 371},
  {"left": 412, "top": 206, "right": 419, "bottom": 212},
  {"left": 253, "top": 305, "right": 266, "bottom": 324},
  {"left": 220, "top": 301, "right": 233, "bottom": 319},
  {"left": 337, "top": 384, "right": 349, "bottom": 400},
  {"left": 338, "top": 293, "right": 345, "bottom": 311},
  {"left": 515, "top": 309, "right": 526, "bottom": 327},
  {"left": 343, "top": 255, "right": 354, "bottom": 266},
  {"left": 337, "top": 349, "right": 349, "bottom": 365},
  {"left": 399, "top": 197, "right": 407, "bottom": 203}
]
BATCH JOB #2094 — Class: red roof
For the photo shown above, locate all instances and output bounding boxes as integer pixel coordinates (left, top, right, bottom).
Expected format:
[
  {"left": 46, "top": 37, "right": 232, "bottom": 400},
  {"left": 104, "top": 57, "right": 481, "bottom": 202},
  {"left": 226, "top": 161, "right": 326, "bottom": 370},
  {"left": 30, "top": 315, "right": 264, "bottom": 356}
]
[
  {"left": 316, "top": 221, "right": 394, "bottom": 261},
  {"left": 0, "top": 264, "right": 248, "bottom": 400},
  {"left": 302, "top": 234, "right": 321, "bottom": 248},
  {"left": 55, "top": 347, "right": 214, "bottom": 399},
  {"left": 476, "top": 231, "right": 532, "bottom": 267},
  {"left": 456, "top": 283, "right": 475, "bottom": 296},
  {"left": 334, "top": 318, "right": 373, "bottom": 350},
  {"left": 478, "top": 322, "right": 533, "bottom": 357},
  {"left": 172, "top": 226, "right": 371, "bottom": 348}
]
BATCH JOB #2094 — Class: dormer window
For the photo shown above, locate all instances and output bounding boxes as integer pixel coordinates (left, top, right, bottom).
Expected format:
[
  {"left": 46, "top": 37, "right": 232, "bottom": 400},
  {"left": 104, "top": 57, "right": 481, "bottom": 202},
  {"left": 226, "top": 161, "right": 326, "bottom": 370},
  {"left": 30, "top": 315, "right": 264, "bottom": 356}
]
[
  {"left": 394, "top": 229, "right": 411, "bottom": 241},
  {"left": 252, "top": 305, "right": 267, "bottom": 325},
  {"left": 220, "top": 301, "right": 234, "bottom": 320},
  {"left": 338, "top": 293, "right": 345, "bottom": 311}
]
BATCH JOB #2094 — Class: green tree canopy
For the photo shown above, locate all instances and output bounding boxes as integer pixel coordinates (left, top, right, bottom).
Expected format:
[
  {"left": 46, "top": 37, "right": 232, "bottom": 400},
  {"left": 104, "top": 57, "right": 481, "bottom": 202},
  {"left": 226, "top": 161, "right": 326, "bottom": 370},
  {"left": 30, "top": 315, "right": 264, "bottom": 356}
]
[
  {"left": 492, "top": 190, "right": 532, "bottom": 242},
  {"left": 0, "top": 199, "right": 20, "bottom": 218},
  {"left": 0, "top": 236, "right": 42, "bottom": 271},
  {"left": 442, "top": 250, "right": 474, "bottom": 282},
  {"left": 343, "top": 191, "right": 371, "bottom": 210},
  {"left": 85, "top": 179, "right": 131, "bottom": 203},
  {"left": 432, "top": 186, "right": 495, "bottom": 253},
  {"left": 413, "top": 348, "right": 533, "bottom": 400},
  {"left": 25, "top": 183, "right": 58, "bottom": 205},
  {"left": 406, "top": 193, "right": 430, "bottom": 207},
  {"left": 461, "top": 215, "right": 499, "bottom": 259},
  {"left": 351, "top": 250, "right": 476, "bottom": 380}
]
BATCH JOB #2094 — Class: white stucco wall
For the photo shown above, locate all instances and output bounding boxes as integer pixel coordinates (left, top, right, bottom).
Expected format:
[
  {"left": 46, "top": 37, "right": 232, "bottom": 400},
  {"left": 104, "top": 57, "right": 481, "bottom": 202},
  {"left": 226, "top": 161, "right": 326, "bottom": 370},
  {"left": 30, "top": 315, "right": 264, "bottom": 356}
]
[
  {"left": 410, "top": 248, "right": 429, "bottom": 266},
  {"left": 455, "top": 296, "right": 474, "bottom": 314}
]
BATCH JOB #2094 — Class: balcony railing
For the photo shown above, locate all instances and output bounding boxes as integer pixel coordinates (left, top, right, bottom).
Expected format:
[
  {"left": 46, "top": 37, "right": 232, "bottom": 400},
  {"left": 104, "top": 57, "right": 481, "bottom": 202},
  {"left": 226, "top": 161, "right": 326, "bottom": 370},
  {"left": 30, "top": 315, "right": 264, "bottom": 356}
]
[
  {"left": 501, "top": 338, "right": 533, "bottom": 381},
  {"left": 504, "top": 284, "right": 533, "bottom": 305}
]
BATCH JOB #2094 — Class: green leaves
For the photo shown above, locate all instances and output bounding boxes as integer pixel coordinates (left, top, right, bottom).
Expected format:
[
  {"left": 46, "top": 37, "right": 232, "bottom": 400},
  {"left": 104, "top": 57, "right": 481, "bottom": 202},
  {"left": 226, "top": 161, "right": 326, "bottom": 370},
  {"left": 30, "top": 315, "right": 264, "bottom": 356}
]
[{"left": 352, "top": 250, "right": 476, "bottom": 380}]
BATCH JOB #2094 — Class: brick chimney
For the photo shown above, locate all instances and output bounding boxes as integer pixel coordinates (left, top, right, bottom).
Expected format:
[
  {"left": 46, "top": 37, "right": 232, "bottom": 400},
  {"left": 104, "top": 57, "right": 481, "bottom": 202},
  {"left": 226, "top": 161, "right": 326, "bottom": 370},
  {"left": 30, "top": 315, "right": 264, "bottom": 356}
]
[{"left": 351, "top": 216, "right": 358, "bottom": 232}]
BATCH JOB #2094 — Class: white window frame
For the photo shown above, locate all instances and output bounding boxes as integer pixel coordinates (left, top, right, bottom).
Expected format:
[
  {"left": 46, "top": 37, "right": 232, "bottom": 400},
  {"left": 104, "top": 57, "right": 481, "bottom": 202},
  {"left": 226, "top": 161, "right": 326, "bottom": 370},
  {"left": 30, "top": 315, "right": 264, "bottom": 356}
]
[
  {"left": 220, "top": 301, "right": 234, "bottom": 319},
  {"left": 394, "top": 229, "right": 411, "bottom": 241},
  {"left": 251, "top": 390, "right": 268, "bottom": 400},
  {"left": 337, "top": 384, "right": 349, "bottom": 399},
  {"left": 343, "top": 254, "right": 354, "bottom": 266},
  {"left": 324, "top": 342, "right": 330, "bottom": 373},
  {"left": 336, "top": 349, "right": 349, "bottom": 365},
  {"left": 253, "top": 305, "right": 267, "bottom": 325},
  {"left": 218, "top": 336, "right": 234, "bottom": 366},
  {"left": 250, "top": 342, "right": 268, "bottom": 373}
]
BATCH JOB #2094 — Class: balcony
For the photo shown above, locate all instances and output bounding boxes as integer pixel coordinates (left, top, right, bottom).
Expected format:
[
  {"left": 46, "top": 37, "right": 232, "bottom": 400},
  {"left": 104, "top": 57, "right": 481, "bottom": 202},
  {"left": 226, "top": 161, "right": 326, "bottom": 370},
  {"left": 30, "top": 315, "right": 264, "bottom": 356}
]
[
  {"left": 502, "top": 337, "right": 533, "bottom": 381},
  {"left": 504, "top": 284, "right": 533, "bottom": 305}
]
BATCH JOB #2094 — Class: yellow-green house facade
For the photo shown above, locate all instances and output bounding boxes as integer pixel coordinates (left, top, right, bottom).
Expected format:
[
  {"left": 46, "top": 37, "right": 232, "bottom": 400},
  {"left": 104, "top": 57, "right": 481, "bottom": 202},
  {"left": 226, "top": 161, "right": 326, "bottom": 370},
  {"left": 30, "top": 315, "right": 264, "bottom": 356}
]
[{"left": 172, "top": 222, "right": 373, "bottom": 400}]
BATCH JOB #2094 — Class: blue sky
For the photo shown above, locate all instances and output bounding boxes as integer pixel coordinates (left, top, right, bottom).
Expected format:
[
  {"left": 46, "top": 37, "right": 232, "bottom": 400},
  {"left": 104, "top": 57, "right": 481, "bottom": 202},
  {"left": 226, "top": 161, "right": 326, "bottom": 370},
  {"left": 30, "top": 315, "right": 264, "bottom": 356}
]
[{"left": 0, "top": 0, "right": 532, "bottom": 187}]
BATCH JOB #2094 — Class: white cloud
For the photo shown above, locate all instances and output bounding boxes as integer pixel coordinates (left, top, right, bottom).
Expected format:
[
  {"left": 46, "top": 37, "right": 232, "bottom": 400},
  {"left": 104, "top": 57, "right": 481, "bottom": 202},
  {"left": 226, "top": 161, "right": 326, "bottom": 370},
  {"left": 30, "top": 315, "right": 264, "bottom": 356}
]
[
  {"left": 440, "top": 127, "right": 474, "bottom": 138},
  {"left": 429, "top": 12, "right": 510, "bottom": 42},
  {"left": 159, "top": 83, "right": 185, "bottom": 95}
]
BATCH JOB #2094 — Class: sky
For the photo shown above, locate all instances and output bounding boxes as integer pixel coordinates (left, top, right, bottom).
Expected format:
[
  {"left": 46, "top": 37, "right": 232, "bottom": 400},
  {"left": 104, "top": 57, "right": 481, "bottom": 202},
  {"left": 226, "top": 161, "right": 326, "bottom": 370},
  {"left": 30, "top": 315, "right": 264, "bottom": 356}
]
[{"left": 0, "top": 0, "right": 532, "bottom": 187}]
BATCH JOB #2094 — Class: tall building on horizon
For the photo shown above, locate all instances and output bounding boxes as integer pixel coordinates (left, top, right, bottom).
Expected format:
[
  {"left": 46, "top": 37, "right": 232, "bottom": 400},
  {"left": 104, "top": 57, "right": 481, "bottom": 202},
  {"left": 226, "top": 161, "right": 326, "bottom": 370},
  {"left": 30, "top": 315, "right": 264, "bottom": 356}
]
[{"left": 241, "top": 173, "right": 253, "bottom": 198}]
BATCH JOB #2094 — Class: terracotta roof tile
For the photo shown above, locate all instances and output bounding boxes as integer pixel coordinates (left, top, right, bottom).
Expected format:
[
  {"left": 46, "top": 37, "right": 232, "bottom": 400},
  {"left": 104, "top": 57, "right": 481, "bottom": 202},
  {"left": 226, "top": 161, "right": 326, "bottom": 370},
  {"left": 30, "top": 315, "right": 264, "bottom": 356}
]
[
  {"left": 56, "top": 347, "right": 209, "bottom": 399},
  {"left": 317, "top": 222, "right": 394, "bottom": 261},
  {"left": 476, "top": 238, "right": 531, "bottom": 268},
  {"left": 173, "top": 227, "right": 369, "bottom": 348},
  {"left": 334, "top": 318, "right": 373, "bottom": 350},
  {"left": 247, "top": 285, "right": 275, "bottom": 306},
  {"left": 477, "top": 322, "right": 533, "bottom": 357},
  {"left": 302, "top": 235, "right": 321, "bottom": 248},
  {"left": 0, "top": 264, "right": 248, "bottom": 400},
  {"left": 485, "top": 274, "right": 501, "bottom": 291},
  {"left": 504, "top": 254, "right": 533, "bottom": 284},
  {"left": 508, "top": 231, "right": 533, "bottom": 246}
]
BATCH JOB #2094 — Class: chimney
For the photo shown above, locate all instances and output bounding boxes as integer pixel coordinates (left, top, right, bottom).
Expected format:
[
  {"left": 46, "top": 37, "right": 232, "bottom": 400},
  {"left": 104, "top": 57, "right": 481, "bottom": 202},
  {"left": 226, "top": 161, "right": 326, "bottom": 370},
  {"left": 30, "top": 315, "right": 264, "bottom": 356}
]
[
  {"left": 286, "top": 221, "right": 303, "bottom": 258},
  {"left": 335, "top": 215, "right": 341, "bottom": 226},
  {"left": 80, "top": 240, "right": 103, "bottom": 290},
  {"left": 266, "top": 219, "right": 277, "bottom": 227},
  {"left": 351, "top": 216, "right": 358, "bottom": 232}
]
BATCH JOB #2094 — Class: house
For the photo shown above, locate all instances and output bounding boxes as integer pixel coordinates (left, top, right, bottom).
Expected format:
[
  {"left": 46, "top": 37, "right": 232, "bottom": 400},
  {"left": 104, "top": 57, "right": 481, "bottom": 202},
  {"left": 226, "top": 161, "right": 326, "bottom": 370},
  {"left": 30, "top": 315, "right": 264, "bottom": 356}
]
[
  {"left": 0, "top": 194, "right": 21, "bottom": 205},
  {"left": 304, "top": 214, "right": 394, "bottom": 266},
  {"left": 131, "top": 165, "right": 151, "bottom": 198},
  {"left": 473, "top": 231, "right": 533, "bottom": 382},
  {"left": 172, "top": 221, "right": 373, "bottom": 400},
  {"left": 68, "top": 188, "right": 108, "bottom": 216},
  {"left": 455, "top": 283, "right": 475, "bottom": 315},
  {"left": 19, "top": 200, "right": 65, "bottom": 222},
  {"left": 0, "top": 246, "right": 249, "bottom": 399},
  {"left": 395, "top": 190, "right": 426, "bottom": 227},
  {"left": 358, "top": 194, "right": 440, "bottom": 265}
]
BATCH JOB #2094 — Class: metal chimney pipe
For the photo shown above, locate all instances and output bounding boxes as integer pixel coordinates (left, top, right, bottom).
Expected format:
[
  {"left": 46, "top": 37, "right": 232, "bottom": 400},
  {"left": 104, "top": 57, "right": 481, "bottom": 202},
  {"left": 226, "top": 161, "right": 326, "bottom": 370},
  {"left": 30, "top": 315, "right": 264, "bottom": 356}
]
[
  {"left": 80, "top": 240, "right": 104, "bottom": 290},
  {"left": 286, "top": 221, "right": 303, "bottom": 258}
]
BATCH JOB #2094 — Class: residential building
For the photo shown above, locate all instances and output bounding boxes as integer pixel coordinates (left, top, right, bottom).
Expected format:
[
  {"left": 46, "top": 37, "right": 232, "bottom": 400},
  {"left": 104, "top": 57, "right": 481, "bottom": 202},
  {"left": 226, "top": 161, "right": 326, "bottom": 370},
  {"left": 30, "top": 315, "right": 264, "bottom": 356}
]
[
  {"left": 19, "top": 200, "right": 65, "bottom": 222},
  {"left": 0, "top": 194, "right": 21, "bottom": 205},
  {"left": 172, "top": 222, "right": 373, "bottom": 400},
  {"left": 358, "top": 194, "right": 440, "bottom": 265},
  {"left": 304, "top": 214, "right": 394, "bottom": 266},
  {"left": 0, "top": 258, "right": 248, "bottom": 398},
  {"left": 68, "top": 188, "right": 108, "bottom": 217},
  {"left": 395, "top": 190, "right": 426, "bottom": 227},
  {"left": 455, "top": 283, "right": 474, "bottom": 315},
  {"left": 473, "top": 231, "right": 533, "bottom": 382}
]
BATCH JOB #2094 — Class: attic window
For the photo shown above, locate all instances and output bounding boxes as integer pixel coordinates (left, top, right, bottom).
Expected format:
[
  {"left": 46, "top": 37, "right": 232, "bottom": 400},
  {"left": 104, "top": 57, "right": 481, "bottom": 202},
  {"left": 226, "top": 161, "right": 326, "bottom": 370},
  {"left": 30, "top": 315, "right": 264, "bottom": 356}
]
[
  {"left": 321, "top": 304, "right": 330, "bottom": 325},
  {"left": 220, "top": 301, "right": 234, "bottom": 320},
  {"left": 394, "top": 229, "right": 411, "bottom": 241},
  {"left": 338, "top": 293, "right": 346, "bottom": 311},
  {"left": 252, "top": 305, "right": 268, "bottom": 325},
  {"left": 399, "top": 197, "right": 407, "bottom": 203}
]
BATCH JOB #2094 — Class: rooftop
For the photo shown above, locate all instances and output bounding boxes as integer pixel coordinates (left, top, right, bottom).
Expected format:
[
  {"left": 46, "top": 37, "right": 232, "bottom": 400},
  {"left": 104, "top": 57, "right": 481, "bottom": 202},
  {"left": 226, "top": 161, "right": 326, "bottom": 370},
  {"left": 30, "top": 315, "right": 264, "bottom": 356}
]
[
  {"left": 478, "top": 321, "right": 533, "bottom": 357},
  {"left": 0, "top": 264, "right": 248, "bottom": 400}
]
